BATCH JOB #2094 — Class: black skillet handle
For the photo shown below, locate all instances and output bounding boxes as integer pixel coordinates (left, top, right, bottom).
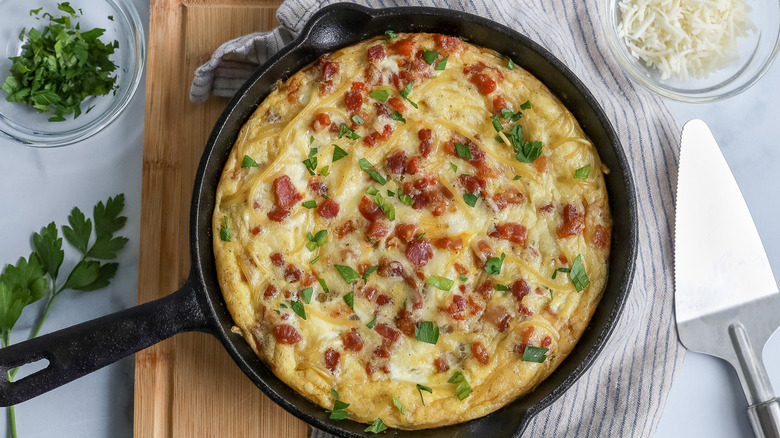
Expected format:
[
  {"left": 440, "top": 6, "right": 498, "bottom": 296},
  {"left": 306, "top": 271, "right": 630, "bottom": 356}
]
[{"left": 0, "top": 276, "right": 211, "bottom": 406}]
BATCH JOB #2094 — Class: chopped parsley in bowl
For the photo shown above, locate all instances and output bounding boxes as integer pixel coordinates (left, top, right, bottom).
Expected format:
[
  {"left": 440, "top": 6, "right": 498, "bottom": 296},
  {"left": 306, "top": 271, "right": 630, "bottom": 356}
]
[{"left": 0, "top": 0, "right": 145, "bottom": 147}]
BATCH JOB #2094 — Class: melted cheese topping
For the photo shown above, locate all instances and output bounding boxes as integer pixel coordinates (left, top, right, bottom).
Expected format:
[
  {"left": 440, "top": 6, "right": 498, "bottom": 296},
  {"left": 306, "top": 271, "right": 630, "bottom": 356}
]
[{"left": 213, "top": 33, "right": 611, "bottom": 429}]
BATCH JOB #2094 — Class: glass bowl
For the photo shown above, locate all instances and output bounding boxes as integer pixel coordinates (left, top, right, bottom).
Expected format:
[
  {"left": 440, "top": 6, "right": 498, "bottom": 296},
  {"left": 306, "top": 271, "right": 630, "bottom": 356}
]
[
  {"left": 601, "top": 0, "right": 780, "bottom": 102},
  {"left": 0, "top": 0, "right": 145, "bottom": 147}
]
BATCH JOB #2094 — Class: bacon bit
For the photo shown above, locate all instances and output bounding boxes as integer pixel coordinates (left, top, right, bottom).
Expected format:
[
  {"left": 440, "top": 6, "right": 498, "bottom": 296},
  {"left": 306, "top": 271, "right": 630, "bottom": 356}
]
[
  {"left": 510, "top": 279, "right": 530, "bottom": 302},
  {"left": 476, "top": 281, "right": 493, "bottom": 300},
  {"left": 340, "top": 328, "right": 364, "bottom": 353},
  {"left": 252, "top": 201, "right": 261, "bottom": 210},
  {"left": 311, "top": 113, "right": 331, "bottom": 132},
  {"left": 270, "top": 253, "right": 285, "bottom": 267},
  {"left": 471, "top": 239, "right": 493, "bottom": 268},
  {"left": 382, "top": 365, "right": 391, "bottom": 374},
  {"left": 472, "top": 341, "right": 490, "bottom": 365},
  {"left": 434, "top": 354, "right": 450, "bottom": 373},
  {"left": 541, "top": 336, "right": 552, "bottom": 348},
  {"left": 406, "top": 156, "right": 422, "bottom": 175},
  {"left": 324, "top": 348, "right": 340, "bottom": 372},
  {"left": 418, "top": 128, "right": 433, "bottom": 157},
  {"left": 388, "top": 96, "right": 406, "bottom": 113},
  {"left": 378, "top": 124, "right": 393, "bottom": 140},
  {"left": 534, "top": 155, "right": 548, "bottom": 173},
  {"left": 377, "top": 294, "right": 392, "bottom": 306},
  {"left": 283, "top": 289, "right": 293, "bottom": 299},
  {"left": 387, "top": 150, "right": 407, "bottom": 174},
  {"left": 374, "top": 102, "right": 393, "bottom": 118},
  {"left": 454, "top": 263, "right": 468, "bottom": 276},
  {"left": 365, "top": 361, "right": 376, "bottom": 376},
  {"left": 363, "top": 134, "right": 377, "bottom": 147},
  {"left": 406, "top": 238, "right": 433, "bottom": 266},
  {"left": 459, "top": 175, "right": 486, "bottom": 195},
  {"left": 592, "top": 224, "right": 611, "bottom": 248},
  {"left": 493, "top": 96, "right": 510, "bottom": 113},
  {"left": 434, "top": 237, "right": 463, "bottom": 251},
  {"left": 317, "top": 198, "right": 340, "bottom": 219},
  {"left": 470, "top": 73, "right": 496, "bottom": 95},
  {"left": 513, "top": 343, "right": 527, "bottom": 355},
  {"left": 448, "top": 295, "right": 466, "bottom": 320},
  {"left": 302, "top": 272, "right": 316, "bottom": 287},
  {"left": 519, "top": 304, "right": 533, "bottom": 316},
  {"left": 373, "top": 346, "right": 390, "bottom": 359},
  {"left": 395, "top": 308, "right": 419, "bottom": 337},
  {"left": 558, "top": 254, "right": 569, "bottom": 265},
  {"left": 378, "top": 258, "right": 404, "bottom": 277},
  {"left": 521, "top": 326, "right": 535, "bottom": 344},
  {"left": 285, "top": 264, "right": 302, "bottom": 283},
  {"left": 375, "top": 323, "right": 400, "bottom": 343},
  {"left": 273, "top": 175, "right": 302, "bottom": 209},
  {"left": 362, "top": 286, "right": 378, "bottom": 302},
  {"left": 359, "top": 196, "right": 385, "bottom": 221},
  {"left": 390, "top": 37, "right": 415, "bottom": 57},
  {"left": 251, "top": 226, "right": 263, "bottom": 235},
  {"left": 366, "top": 221, "right": 390, "bottom": 242},
  {"left": 345, "top": 82, "right": 368, "bottom": 114},
  {"left": 483, "top": 305, "right": 511, "bottom": 332},
  {"left": 459, "top": 284, "right": 467, "bottom": 292},
  {"left": 489, "top": 222, "right": 528, "bottom": 245},
  {"left": 264, "top": 284, "right": 279, "bottom": 298},
  {"left": 434, "top": 34, "right": 461, "bottom": 52},
  {"left": 539, "top": 203, "right": 555, "bottom": 213},
  {"left": 467, "top": 295, "right": 484, "bottom": 316},
  {"left": 557, "top": 204, "right": 585, "bottom": 238},
  {"left": 394, "top": 223, "right": 417, "bottom": 242},
  {"left": 267, "top": 208, "right": 291, "bottom": 222},
  {"left": 336, "top": 220, "right": 355, "bottom": 239},
  {"left": 322, "top": 61, "right": 339, "bottom": 81},
  {"left": 492, "top": 190, "right": 524, "bottom": 210},
  {"left": 447, "top": 138, "right": 486, "bottom": 166},
  {"left": 308, "top": 178, "right": 328, "bottom": 196},
  {"left": 367, "top": 45, "right": 386, "bottom": 62},
  {"left": 273, "top": 324, "right": 302, "bottom": 344}
]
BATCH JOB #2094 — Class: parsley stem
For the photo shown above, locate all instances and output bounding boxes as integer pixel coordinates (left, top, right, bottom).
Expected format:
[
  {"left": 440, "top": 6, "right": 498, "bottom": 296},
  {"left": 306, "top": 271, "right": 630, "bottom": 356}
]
[{"left": 2, "top": 331, "right": 17, "bottom": 438}]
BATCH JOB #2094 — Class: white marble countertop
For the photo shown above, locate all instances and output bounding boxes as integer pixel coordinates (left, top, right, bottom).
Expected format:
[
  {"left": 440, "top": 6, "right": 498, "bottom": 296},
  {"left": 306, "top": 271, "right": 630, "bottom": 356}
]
[{"left": 0, "top": 0, "right": 777, "bottom": 436}]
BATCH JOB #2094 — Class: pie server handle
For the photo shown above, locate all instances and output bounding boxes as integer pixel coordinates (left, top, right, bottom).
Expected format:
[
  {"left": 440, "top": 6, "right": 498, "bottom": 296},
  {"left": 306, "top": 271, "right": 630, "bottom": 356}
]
[{"left": 748, "top": 399, "right": 780, "bottom": 438}]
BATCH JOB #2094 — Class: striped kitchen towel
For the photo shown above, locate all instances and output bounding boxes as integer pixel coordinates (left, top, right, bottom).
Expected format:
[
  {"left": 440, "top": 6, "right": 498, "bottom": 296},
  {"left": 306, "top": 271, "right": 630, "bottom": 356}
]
[{"left": 190, "top": 0, "right": 684, "bottom": 436}]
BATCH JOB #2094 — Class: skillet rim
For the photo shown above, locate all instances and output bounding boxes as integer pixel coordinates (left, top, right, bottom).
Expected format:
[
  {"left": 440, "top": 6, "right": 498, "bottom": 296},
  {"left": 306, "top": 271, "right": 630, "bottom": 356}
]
[{"left": 190, "top": 4, "right": 638, "bottom": 437}]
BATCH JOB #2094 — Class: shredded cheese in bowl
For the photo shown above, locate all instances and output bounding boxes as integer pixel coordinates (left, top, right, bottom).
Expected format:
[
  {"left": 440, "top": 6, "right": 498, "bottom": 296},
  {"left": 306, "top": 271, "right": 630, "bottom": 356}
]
[{"left": 616, "top": 0, "right": 755, "bottom": 80}]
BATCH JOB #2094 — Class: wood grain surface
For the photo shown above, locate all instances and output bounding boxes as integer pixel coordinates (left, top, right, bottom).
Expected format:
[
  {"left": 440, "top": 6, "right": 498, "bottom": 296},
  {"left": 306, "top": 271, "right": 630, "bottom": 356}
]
[{"left": 135, "top": 0, "right": 308, "bottom": 436}]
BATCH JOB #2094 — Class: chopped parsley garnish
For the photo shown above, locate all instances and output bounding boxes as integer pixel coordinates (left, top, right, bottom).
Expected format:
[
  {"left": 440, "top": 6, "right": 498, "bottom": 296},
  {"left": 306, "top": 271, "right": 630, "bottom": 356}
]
[
  {"left": 569, "top": 254, "right": 590, "bottom": 292},
  {"left": 301, "top": 287, "right": 313, "bottom": 304},
  {"left": 521, "top": 346, "right": 549, "bottom": 363},
  {"left": 387, "top": 190, "right": 395, "bottom": 197},
  {"left": 366, "top": 186, "right": 379, "bottom": 196},
  {"left": 500, "top": 108, "right": 514, "bottom": 119},
  {"left": 520, "top": 100, "right": 532, "bottom": 110},
  {"left": 302, "top": 200, "right": 317, "bottom": 209},
  {"left": 310, "top": 135, "right": 315, "bottom": 144},
  {"left": 392, "top": 395, "right": 406, "bottom": 415},
  {"left": 454, "top": 142, "right": 473, "bottom": 159},
  {"left": 305, "top": 229, "right": 328, "bottom": 251},
  {"left": 399, "top": 80, "right": 418, "bottom": 109},
  {"left": 329, "top": 389, "right": 350, "bottom": 420},
  {"left": 415, "top": 321, "right": 439, "bottom": 344},
  {"left": 320, "top": 165, "right": 330, "bottom": 176},
  {"left": 459, "top": 274, "right": 468, "bottom": 282},
  {"left": 343, "top": 291, "right": 355, "bottom": 310},
  {"left": 309, "top": 256, "right": 320, "bottom": 265},
  {"left": 435, "top": 55, "right": 449, "bottom": 71},
  {"left": 366, "top": 314, "right": 377, "bottom": 329},
  {"left": 391, "top": 110, "right": 406, "bottom": 123},
  {"left": 552, "top": 267, "right": 570, "bottom": 280},
  {"left": 490, "top": 115, "right": 503, "bottom": 132},
  {"left": 338, "top": 124, "right": 360, "bottom": 140},
  {"left": 450, "top": 162, "right": 458, "bottom": 172},
  {"left": 2, "top": 4, "right": 120, "bottom": 121},
  {"left": 241, "top": 155, "right": 258, "bottom": 168},
  {"left": 463, "top": 192, "right": 480, "bottom": 207},
  {"left": 369, "top": 89, "right": 390, "bottom": 102},
  {"left": 365, "top": 418, "right": 387, "bottom": 434},
  {"left": 398, "top": 190, "right": 414, "bottom": 206},
  {"left": 496, "top": 284, "right": 509, "bottom": 291},
  {"left": 362, "top": 265, "right": 378, "bottom": 282},
  {"left": 422, "top": 49, "right": 440, "bottom": 64},
  {"left": 359, "top": 158, "right": 387, "bottom": 186},
  {"left": 332, "top": 145, "right": 349, "bottom": 162},
  {"left": 374, "top": 192, "right": 395, "bottom": 221},
  {"left": 290, "top": 300, "right": 306, "bottom": 320},
  {"left": 505, "top": 124, "right": 543, "bottom": 163},
  {"left": 415, "top": 232, "right": 425, "bottom": 239},
  {"left": 416, "top": 384, "right": 432, "bottom": 405},
  {"left": 484, "top": 252, "right": 506, "bottom": 275},
  {"left": 385, "top": 30, "right": 397, "bottom": 40},
  {"left": 352, "top": 114, "right": 365, "bottom": 125},
  {"left": 335, "top": 264, "right": 360, "bottom": 284},
  {"left": 303, "top": 147, "right": 318, "bottom": 175},
  {"left": 219, "top": 216, "right": 230, "bottom": 242},
  {"left": 513, "top": 175, "right": 522, "bottom": 181},
  {"left": 427, "top": 275, "right": 454, "bottom": 291},
  {"left": 447, "top": 371, "right": 473, "bottom": 400},
  {"left": 574, "top": 164, "right": 591, "bottom": 179},
  {"left": 318, "top": 278, "right": 330, "bottom": 293},
  {"left": 506, "top": 58, "right": 515, "bottom": 70}
]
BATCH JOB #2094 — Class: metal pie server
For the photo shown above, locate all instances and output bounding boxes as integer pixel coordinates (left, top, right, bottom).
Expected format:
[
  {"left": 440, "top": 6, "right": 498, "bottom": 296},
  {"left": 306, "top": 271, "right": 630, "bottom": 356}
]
[{"left": 675, "top": 119, "right": 780, "bottom": 437}]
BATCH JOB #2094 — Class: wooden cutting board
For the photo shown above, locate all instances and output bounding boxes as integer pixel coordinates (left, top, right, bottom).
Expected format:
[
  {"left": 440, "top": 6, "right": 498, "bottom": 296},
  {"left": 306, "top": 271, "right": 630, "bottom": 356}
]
[{"left": 135, "top": 0, "right": 308, "bottom": 436}]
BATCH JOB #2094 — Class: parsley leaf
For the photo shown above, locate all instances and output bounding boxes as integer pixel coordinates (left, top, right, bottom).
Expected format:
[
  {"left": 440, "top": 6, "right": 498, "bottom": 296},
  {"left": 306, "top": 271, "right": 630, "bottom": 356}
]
[
  {"left": 302, "top": 200, "right": 317, "bottom": 209},
  {"left": 552, "top": 267, "right": 570, "bottom": 280},
  {"left": 569, "top": 255, "right": 590, "bottom": 292},
  {"left": 398, "top": 191, "right": 414, "bottom": 206},
  {"left": 422, "top": 49, "right": 440, "bottom": 64},
  {"left": 385, "top": 30, "right": 397, "bottom": 40},
  {"left": 447, "top": 371, "right": 473, "bottom": 400},
  {"left": 362, "top": 266, "right": 378, "bottom": 282},
  {"left": 414, "top": 321, "right": 439, "bottom": 344},
  {"left": 290, "top": 300, "right": 306, "bottom": 320},
  {"left": 435, "top": 55, "right": 449, "bottom": 71},
  {"left": 391, "top": 110, "right": 406, "bottom": 123},
  {"left": 359, "top": 158, "right": 387, "bottom": 185},
  {"left": 399, "top": 80, "right": 418, "bottom": 109},
  {"left": 343, "top": 291, "right": 355, "bottom": 310},
  {"left": 369, "top": 89, "right": 390, "bottom": 102},
  {"left": 454, "top": 142, "right": 472, "bottom": 159},
  {"left": 62, "top": 207, "right": 91, "bottom": 255},
  {"left": 505, "top": 124, "right": 543, "bottom": 163},
  {"left": 506, "top": 58, "right": 515, "bottom": 70},
  {"left": 365, "top": 418, "right": 387, "bottom": 434},
  {"left": 495, "top": 284, "right": 509, "bottom": 291},
  {"left": 392, "top": 395, "right": 406, "bottom": 415},
  {"left": 427, "top": 275, "right": 454, "bottom": 291},
  {"left": 366, "top": 314, "right": 377, "bottom": 329},
  {"left": 338, "top": 124, "right": 360, "bottom": 140},
  {"left": 459, "top": 274, "right": 468, "bottom": 282},
  {"left": 318, "top": 278, "right": 329, "bottom": 293},
  {"left": 301, "top": 287, "right": 313, "bottom": 304},
  {"left": 520, "top": 100, "right": 532, "bottom": 110},
  {"left": 303, "top": 147, "right": 318, "bottom": 175},
  {"left": 574, "top": 164, "right": 591, "bottom": 179},
  {"left": 351, "top": 114, "right": 364, "bottom": 125},
  {"left": 329, "top": 389, "right": 350, "bottom": 420},
  {"left": 490, "top": 115, "right": 503, "bottom": 132},
  {"left": 450, "top": 162, "right": 458, "bottom": 172},
  {"left": 463, "top": 192, "right": 479, "bottom": 207},
  {"left": 33, "top": 222, "right": 64, "bottom": 281},
  {"left": 241, "top": 155, "right": 258, "bottom": 168},
  {"left": 484, "top": 252, "right": 506, "bottom": 275},
  {"left": 416, "top": 384, "right": 432, "bottom": 405},
  {"left": 332, "top": 145, "right": 349, "bottom": 162},
  {"left": 521, "top": 346, "right": 549, "bottom": 363},
  {"left": 219, "top": 216, "right": 231, "bottom": 242},
  {"left": 374, "top": 192, "right": 395, "bottom": 221},
  {"left": 335, "top": 265, "right": 360, "bottom": 284}
]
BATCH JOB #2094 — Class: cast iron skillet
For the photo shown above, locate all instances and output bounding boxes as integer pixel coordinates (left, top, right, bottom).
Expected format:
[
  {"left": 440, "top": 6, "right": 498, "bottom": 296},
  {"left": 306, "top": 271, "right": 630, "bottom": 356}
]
[{"left": 0, "top": 4, "right": 637, "bottom": 437}]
